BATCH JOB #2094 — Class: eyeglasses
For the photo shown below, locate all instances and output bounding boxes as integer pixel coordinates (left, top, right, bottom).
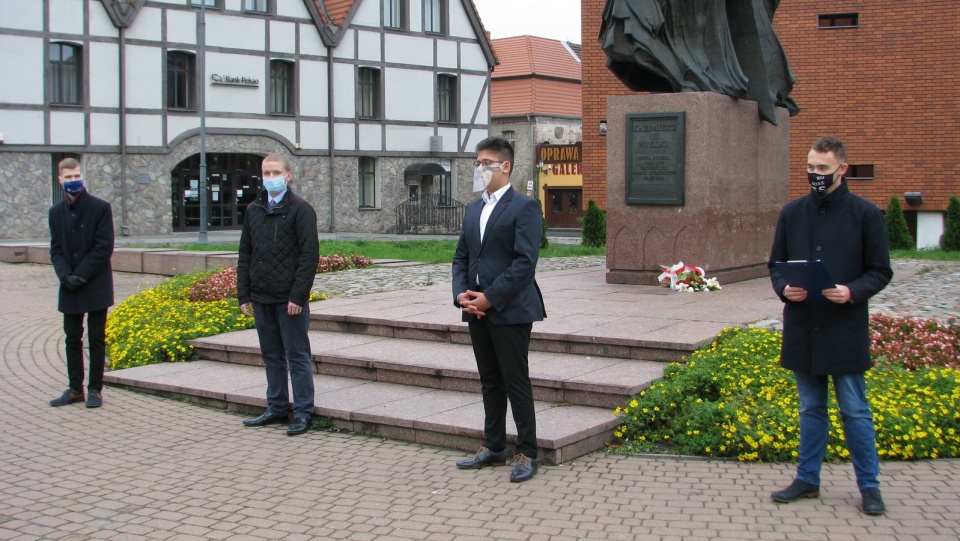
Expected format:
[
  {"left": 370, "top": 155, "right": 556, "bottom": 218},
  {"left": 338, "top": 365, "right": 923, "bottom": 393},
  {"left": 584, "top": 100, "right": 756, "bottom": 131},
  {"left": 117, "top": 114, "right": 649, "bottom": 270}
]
[{"left": 473, "top": 160, "right": 504, "bottom": 168}]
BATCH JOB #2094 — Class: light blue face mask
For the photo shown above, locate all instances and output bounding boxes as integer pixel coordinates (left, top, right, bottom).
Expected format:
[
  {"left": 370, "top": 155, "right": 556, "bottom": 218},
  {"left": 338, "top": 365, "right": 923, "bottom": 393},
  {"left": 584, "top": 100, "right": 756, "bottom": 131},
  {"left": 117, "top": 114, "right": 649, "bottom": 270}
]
[{"left": 262, "top": 176, "right": 286, "bottom": 195}]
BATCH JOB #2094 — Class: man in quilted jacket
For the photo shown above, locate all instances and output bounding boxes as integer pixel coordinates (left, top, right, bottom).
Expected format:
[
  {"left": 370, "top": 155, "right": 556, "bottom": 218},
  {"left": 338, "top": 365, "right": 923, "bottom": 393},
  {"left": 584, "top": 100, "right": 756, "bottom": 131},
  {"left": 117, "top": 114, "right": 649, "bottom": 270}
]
[{"left": 237, "top": 153, "right": 319, "bottom": 436}]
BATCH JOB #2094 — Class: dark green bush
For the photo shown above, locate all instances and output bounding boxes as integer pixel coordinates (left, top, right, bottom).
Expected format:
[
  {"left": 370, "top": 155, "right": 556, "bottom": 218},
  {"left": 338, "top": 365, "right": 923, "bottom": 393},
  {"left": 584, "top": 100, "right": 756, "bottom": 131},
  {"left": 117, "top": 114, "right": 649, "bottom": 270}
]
[
  {"left": 579, "top": 199, "right": 606, "bottom": 247},
  {"left": 885, "top": 196, "right": 914, "bottom": 250},
  {"left": 942, "top": 196, "right": 960, "bottom": 251}
]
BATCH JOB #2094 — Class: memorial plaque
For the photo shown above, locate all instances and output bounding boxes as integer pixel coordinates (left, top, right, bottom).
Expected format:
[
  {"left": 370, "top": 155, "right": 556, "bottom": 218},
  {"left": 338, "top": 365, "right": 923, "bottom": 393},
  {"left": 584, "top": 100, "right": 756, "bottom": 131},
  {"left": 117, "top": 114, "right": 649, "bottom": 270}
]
[{"left": 625, "top": 112, "right": 685, "bottom": 205}]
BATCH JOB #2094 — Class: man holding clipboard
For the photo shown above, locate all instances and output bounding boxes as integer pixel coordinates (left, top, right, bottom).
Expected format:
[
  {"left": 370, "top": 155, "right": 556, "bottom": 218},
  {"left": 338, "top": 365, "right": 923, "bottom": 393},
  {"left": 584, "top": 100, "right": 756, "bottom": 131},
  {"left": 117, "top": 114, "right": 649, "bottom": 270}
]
[{"left": 767, "top": 136, "right": 893, "bottom": 515}]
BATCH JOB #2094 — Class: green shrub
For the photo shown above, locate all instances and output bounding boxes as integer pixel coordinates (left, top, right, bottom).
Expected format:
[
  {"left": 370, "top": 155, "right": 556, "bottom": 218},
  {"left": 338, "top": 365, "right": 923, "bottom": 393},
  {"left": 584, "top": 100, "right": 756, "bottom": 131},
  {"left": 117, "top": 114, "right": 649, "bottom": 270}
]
[
  {"left": 579, "top": 199, "right": 606, "bottom": 247},
  {"left": 613, "top": 324, "right": 960, "bottom": 462},
  {"left": 942, "top": 196, "right": 960, "bottom": 251},
  {"left": 885, "top": 196, "right": 914, "bottom": 250}
]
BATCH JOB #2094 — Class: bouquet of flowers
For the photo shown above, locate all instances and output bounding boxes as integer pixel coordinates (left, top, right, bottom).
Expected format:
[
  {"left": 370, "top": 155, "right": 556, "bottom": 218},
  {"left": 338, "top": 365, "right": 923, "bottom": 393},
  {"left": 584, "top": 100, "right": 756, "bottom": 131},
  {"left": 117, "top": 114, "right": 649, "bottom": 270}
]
[{"left": 658, "top": 262, "right": 721, "bottom": 292}]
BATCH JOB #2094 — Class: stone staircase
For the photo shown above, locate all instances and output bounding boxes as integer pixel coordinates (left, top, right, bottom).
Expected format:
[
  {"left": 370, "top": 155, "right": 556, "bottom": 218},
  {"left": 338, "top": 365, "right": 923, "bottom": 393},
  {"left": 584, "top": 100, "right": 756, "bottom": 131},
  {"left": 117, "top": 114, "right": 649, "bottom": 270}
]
[{"left": 106, "top": 309, "right": 682, "bottom": 465}]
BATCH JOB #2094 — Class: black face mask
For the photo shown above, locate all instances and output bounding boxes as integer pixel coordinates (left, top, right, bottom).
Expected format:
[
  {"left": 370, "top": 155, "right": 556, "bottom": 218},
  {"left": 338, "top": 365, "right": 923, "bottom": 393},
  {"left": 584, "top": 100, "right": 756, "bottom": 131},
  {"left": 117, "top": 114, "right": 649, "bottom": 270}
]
[{"left": 807, "top": 166, "right": 842, "bottom": 194}]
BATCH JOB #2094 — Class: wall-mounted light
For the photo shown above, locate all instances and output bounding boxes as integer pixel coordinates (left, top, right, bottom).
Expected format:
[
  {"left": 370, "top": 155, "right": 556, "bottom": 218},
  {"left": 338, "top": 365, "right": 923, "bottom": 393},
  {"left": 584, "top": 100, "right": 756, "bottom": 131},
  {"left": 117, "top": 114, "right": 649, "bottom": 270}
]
[
  {"left": 904, "top": 192, "right": 923, "bottom": 206},
  {"left": 599, "top": 120, "right": 608, "bottom": 136},
  {"left": 538, "top": 160, "right": 549, "bottom": 174}
]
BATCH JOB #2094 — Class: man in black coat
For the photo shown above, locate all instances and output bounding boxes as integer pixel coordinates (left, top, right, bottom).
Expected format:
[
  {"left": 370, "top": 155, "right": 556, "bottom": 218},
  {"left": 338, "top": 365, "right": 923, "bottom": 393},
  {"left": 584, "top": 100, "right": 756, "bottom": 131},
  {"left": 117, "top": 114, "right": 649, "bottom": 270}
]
[
  {"left": 767, "top": 136, "right": 893, "bottom": 515},
  {"left": 452, "top": 137, "right": 547, "bottom": 482},
  {"left": 48, "top": 157, "right": 115, "bottom": 408},
  {"left": 238, "top": 153, "right": 319, "bottom": 436}
]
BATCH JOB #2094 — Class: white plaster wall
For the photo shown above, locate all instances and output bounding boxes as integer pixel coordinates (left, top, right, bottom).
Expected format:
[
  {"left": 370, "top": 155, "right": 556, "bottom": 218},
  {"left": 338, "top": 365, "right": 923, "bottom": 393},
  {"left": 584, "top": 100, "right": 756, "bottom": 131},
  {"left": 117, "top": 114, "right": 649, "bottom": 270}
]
[
  {"left": 50, "top": 112, "right": 86, "bottom": 145},
  {"left": 299, "top": 60, "right": 329, "bottom": 117},
  {"left": 49, "top": 0, "right": 84, "bottom": 35},
  {"left": 352, "top": 0, "right": 380, "bottom": 26},
  {"left": 334, "top": 123, "right": 356, "bottom": 151},
  {"left": 203, "top": 117, "right": 297, "bottom": 144},
  {"left": 0, "top": 35, "right": 44, "bottom": 105},
  {"left": 225, "top": 0, "right": 241, "bottom": 10},
  {"left": 332, "top": 63, "right": 356, "bottom": 118},
  {"left": 88, "top": 0, "right": 119, "bottom": 37},
  {"left": 358, "top": 124, "right": 383, "bottom": 151},
  {"left": 0, "top": 0, "right": 43, "bottom": 31},
  {"left": 460, "top": 74, "right": 488, "bottom": 124},
  {"left": 448, "top": 0, "right": 475, "bottom": 39},
  {"left": 384, "top": 34, "right": 433, "bottom": 66},
  {"left": 437, "top": 126, "right": 459, "bottom": 152},
  {"left": 125, "top": 46, "right": 163, "bottom": 110},
  {"left": 918, "top": 211, "right": 945, "bottom": 249},
  {"left": 385, "top": 125, "right": 433, "bottom": 152},
  {"left": 90, "top": 113, "right": 119, "bottom": 146},
  {"left": 126, "top": 115, "right": 163, "bottom": 147},
  {"left": 89, "top": 42, "right": 119, "bottom": 108},
  {"left": 126, "top": 6, "right": 162, "bottom": 41},
  {"left": 205, "top": 52, "right": 266, "bottom": 114},
  {"left": 270, "top": 20, "right": 297, "bottom": 53},
  {"left": 384, "top": 68, "right": 434, "bottom": 121},
  {"left": 206, "top": 13, "right": 265, "bottom": 51},
  {"left": 437, "top": 42, "right": 458, "bottom": 69},
  {"left": 299, "top": 121, "right": 329, "bottom": 149},
  {"left": 356, "top": 30, "right": 382, "bottom": 62},
  {"left": 462, "top": 128, "right": 490, "bottom": 155},
  {"left": 409, "top": 0, "right": 422, "bottom": 33},
  {"left": 333, "top": 29, "right": 357, "bottom": 59},
  {"left": 300, "top": 23, "right": 326, "bottom": 56},
  {"left": 166, "top": 115, "right": 199, "bottom": 144},
  {"left": 0, "top": 110, "right": 45, "bottom": 144},
  {"left": 166, "top": 9, "right": 197, "bottom": 45},
  {"left": 460, "top": 43, "right": 487, "bottom": 71},
  {"left": 276, "top": 0, "right": 311, "bottom": 18}
]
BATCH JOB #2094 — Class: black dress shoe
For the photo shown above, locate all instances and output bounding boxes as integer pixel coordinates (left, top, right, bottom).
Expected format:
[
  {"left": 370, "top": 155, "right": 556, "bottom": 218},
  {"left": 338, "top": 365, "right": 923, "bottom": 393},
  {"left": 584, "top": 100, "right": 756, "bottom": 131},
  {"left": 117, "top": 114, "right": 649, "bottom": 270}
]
[
  {"left": 509, "top": 454, "right": 538, "bottom": 482},
  {"left": 771, "top": 479, "right": 820, "bottom": 503},
  {"left": 456, "top": 447, "right": 508, "bottom": 469},
  {"left": 50, "top": 389, "right": 84, "bottom": 407},
  {"left": 861, "top": 488, "right": 886, "bottom": 515},
  {"left": 287, "top": 416, "right": 311, "bottom": 436},
  {"left": 242, "top": 411, "right": 288, "bottom": 427}
]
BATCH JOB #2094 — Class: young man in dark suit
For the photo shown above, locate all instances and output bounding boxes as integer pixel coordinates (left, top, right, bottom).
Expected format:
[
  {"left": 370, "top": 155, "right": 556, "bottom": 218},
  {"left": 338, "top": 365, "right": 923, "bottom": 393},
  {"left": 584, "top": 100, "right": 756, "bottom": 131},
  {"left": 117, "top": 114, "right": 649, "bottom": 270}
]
[
  {"left": 48, "top": 157, "right": 115, "bottom": 408},
  {"left": 452, "top": 137, "right": 547, "bottom": 482}
]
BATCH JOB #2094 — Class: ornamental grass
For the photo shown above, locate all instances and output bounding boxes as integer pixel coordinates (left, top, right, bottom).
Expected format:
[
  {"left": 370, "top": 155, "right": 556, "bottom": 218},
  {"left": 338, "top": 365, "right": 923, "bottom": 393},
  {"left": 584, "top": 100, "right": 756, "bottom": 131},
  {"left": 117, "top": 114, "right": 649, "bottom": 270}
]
[
  {"left": 107, "top": 262, "right": 340, "bottom": 370},
  {"left": 614, "top": 317, "right": 960, "bottom": 462}
]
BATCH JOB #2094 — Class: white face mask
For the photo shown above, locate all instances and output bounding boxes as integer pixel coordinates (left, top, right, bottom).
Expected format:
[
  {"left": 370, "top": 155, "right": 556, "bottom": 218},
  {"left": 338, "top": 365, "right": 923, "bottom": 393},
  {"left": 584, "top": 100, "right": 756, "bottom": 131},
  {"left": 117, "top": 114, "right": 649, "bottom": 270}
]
[{"left": 473, "top": 167, "right": 494, "bottom": 192}]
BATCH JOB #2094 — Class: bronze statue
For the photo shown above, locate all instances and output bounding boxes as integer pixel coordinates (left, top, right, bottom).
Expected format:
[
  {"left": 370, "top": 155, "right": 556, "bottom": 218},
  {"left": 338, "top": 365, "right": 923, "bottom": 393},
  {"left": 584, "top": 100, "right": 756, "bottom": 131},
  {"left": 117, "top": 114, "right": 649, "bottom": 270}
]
[{"left": 600, "top": 0, "right": 800, "bottom": 124}]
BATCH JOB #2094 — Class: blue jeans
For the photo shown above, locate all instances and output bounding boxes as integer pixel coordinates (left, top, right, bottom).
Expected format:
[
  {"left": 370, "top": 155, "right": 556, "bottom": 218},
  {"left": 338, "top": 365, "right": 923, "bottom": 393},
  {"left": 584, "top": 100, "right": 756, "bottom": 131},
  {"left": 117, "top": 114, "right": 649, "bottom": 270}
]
[
  {"left": 252, "top": 302, "right": 315, "bottom": 418},
  {"left": 794, "top": 371, "right": 880, "bottom": 490}
]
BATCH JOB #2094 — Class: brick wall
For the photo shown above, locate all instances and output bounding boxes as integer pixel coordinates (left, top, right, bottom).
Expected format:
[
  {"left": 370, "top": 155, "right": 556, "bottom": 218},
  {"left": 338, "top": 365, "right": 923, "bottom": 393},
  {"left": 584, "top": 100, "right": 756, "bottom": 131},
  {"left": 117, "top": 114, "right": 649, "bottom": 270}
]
[{"left": 581, "top": 0, "right": 960, "bottom": 212}]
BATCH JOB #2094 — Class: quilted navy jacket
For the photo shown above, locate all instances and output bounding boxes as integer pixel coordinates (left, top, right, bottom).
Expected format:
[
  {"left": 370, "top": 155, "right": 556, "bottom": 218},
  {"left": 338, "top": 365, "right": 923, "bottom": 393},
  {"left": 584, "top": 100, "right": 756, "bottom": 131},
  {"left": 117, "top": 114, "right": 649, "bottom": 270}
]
[
  {"left": 768, "top": 181, "right": 892, "bottom": 375},
  {"left": 238, "top": 188, "right": 318, "bottom": 306}
]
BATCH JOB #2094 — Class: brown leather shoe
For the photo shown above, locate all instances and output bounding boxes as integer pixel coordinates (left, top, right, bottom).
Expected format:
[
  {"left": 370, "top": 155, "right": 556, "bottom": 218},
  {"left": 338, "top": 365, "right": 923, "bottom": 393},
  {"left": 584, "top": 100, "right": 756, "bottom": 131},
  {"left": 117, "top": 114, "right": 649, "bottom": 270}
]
[{"left": 50, "top": 389, "right": 84, "bottom": 407}]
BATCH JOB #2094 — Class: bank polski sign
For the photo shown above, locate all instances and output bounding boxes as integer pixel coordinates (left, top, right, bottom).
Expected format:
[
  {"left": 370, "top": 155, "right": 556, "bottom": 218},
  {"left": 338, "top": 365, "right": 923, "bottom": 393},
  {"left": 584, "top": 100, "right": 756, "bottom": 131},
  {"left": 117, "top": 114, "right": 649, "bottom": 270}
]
[{"left": 211, "top": 73, "right": 260, "bottom": 88}]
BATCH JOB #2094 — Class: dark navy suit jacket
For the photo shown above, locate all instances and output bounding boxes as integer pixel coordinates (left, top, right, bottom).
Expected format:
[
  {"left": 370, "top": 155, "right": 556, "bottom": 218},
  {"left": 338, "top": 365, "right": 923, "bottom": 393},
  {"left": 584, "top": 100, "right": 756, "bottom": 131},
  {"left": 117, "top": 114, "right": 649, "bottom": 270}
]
[{"left": 452, "top": 186, "right": 546, "bottom": 325}]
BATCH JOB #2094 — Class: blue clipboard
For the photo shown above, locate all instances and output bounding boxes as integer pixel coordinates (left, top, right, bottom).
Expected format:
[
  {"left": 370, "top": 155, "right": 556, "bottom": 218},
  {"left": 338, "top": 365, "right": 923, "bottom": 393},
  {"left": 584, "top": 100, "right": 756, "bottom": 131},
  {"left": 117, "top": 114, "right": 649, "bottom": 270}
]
[{"left": 774, "top": 260, "right": 837, "bottom": 302}]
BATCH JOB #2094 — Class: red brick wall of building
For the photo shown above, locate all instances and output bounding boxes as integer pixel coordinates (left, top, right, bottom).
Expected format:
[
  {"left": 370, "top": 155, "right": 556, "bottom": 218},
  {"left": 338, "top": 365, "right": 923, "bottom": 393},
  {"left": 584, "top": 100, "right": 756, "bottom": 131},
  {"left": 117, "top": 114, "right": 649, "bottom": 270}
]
[{"left": 581, "top": 0, "right": 960, "bottom": 212}]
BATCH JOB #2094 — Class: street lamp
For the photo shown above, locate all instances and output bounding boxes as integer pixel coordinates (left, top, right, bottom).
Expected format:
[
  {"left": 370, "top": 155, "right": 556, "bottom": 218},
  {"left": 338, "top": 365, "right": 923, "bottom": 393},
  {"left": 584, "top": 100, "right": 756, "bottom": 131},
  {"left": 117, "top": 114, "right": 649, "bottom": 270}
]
[{"left": 197, "top": 1, "right": 208, "bottom": 244}]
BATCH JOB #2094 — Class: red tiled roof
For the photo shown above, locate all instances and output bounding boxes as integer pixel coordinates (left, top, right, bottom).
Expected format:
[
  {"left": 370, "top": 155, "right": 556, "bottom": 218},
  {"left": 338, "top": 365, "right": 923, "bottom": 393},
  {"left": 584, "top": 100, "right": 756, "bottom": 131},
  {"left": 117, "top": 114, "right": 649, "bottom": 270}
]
[
  {"left": 321, "top": 0, "right": 353, "bottom": 25},
  {"left": 491, "top": 36, "right": 581, "bottom": 81},
  {"left": 491, "top": 78, "right": 582, "bottom": 118},
  {"left": 490, "top": 36, "right": 581, "bottom": 117}
]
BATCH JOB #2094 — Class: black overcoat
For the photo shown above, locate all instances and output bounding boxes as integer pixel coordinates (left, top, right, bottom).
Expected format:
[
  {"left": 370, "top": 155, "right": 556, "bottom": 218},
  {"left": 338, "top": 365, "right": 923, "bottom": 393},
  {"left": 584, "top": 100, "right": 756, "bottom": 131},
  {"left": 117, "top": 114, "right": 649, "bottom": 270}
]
[
  {"left": 768, "top": 182, "right": 892, "bottom": 375},
  {"left": 49, "top": 191, "right": 115, "bottom": 315}
]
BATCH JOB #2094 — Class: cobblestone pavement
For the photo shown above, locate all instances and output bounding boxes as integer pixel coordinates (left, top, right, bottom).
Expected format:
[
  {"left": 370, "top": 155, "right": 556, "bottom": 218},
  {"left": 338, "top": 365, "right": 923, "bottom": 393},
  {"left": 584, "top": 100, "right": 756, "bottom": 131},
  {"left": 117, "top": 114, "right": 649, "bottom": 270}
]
[{"left": 1, "top": 260, "right": 958, "bottom": 541}]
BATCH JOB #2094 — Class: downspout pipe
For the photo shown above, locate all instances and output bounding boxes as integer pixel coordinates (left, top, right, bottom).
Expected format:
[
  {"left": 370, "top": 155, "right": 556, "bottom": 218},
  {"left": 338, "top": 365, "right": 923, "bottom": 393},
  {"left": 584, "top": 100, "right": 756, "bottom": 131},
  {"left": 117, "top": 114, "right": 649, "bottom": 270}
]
[
  {"left": 526, "top": 113, "right": 536, "bottom": 198},
  {"left": 327, "top": 48, "right": 336, "bottom": 232},
  {"left": 118, "top": 26, "right": 130, "bottom": 235}
]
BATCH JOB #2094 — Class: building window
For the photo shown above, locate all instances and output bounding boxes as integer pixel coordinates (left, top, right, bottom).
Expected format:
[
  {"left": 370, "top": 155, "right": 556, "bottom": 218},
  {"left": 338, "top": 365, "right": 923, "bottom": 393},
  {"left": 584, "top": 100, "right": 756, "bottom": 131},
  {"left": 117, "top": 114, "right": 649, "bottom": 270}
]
[
  {"left": 846, "top": 164, "right": 875, "bottom": 180},
  {"left": 244, "top": 0, "right": 267, "bottom": 13},
  {"left": 269, "top": 60, "right": 294, "bottom": 115},
  {"left": 359, "top": 157, "right": 377, "bottom": 208},
  {"left": 385, "top": 0, "right": 406, "bottom": 29},
  {"left": 424, "top": 0, "right": 445, "bottom": 34},
  {"left": 167, "top": 51, "right": 196, "bottom": 110},
  {"left": 818, "top": 13, "right": 859, "bottom": 28},
  {"left": 437, "top": 74, "right": 457, "bottom": 123},
  {"left": 358, "top": 67, "right": 380, "bottom": 119},
  {"left": 191, "top": 0, "right": 218, "bottom": 7},
  {"left": 49, "top": 42, "right": 82, "bottom": 105},
  {"left": 51, "top": 153, "right": 81, "bottom": 206},
  {"left": 438, "top": 173, "right": 453, "bottom": 200}
]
